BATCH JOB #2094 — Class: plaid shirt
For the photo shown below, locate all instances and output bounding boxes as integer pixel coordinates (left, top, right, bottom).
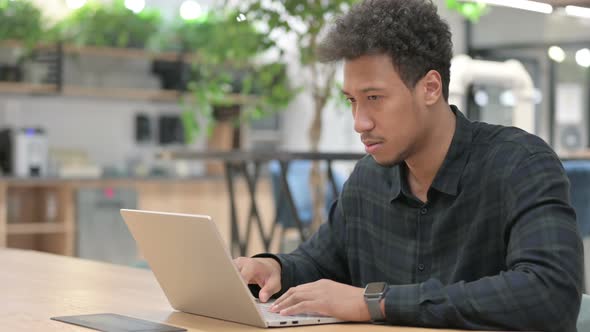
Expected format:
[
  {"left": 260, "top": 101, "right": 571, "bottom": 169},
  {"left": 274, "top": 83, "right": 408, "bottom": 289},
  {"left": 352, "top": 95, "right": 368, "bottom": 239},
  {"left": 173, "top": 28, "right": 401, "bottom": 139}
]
[{"left": 271, "top": 107, "right": 584, "bottom": 331}]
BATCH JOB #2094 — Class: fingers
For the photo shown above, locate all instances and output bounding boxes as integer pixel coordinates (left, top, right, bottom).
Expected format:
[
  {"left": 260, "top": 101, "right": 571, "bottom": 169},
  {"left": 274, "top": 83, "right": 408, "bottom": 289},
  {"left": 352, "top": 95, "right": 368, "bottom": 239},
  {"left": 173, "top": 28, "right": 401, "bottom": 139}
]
[
  {"left": 259, "top": 272, "right": 281, "bottom": 303},
  {"left": 233, "top": 257, "right": 258, "bottom": 284},
  {"left": 280, "top": 300, "right": 319, "bottom": 316},
  {"left": 234, "top": 257, "right": 283, "bottom": 303},
  {"left": 271, "top": 286, "right": 313, "bottom": 313},
  {"left": 272, "top": 286, "right": 295, "bottom": 308},
  {"left": 233, "top": 257, "right": 246, "bottom": 271},
  {"left": 273, "top": 282, "right": 314, "bottom": 307},
  {"left": 271, "top": 287, "right": 320, "bottom": 316}
]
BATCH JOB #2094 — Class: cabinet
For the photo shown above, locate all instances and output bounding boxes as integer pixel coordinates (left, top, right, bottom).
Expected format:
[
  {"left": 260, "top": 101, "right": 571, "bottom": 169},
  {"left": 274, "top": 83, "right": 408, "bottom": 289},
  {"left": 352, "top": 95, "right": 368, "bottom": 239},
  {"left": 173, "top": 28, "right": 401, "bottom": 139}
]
[
  {"left": 0, "top": 177, "right": 277, "bottom": 258},
  {"left": 0, "top": 181, "right": 75, "bottom": 255},
  {"left": 76, "top": 187, "right": 138, "bottom": 265}
]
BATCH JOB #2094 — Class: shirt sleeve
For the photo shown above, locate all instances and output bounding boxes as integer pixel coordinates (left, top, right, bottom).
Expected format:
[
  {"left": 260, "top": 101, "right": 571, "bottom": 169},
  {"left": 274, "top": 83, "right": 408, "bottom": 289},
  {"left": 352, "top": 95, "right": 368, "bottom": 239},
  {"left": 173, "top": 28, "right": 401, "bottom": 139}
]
[
  {"left": 269, "top": 199, "right": 351, "bottom": 297},
  {"left": 384, "top": 152, "right": 584, "bottom": 332}
]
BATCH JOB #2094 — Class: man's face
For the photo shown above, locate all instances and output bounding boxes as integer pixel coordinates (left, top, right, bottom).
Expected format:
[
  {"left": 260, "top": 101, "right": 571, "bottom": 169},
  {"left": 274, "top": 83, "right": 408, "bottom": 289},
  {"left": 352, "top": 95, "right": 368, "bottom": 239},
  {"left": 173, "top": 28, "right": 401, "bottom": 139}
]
[{"left": 342, "top": 54, "right": 427, "bottom": 166}]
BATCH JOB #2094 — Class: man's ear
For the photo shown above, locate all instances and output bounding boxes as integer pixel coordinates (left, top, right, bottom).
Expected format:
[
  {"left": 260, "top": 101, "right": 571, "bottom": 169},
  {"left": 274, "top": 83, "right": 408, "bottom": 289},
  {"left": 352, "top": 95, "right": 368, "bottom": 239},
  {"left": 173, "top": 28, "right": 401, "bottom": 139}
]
[{"left": 420, "top": 70, "right": 443, "bottom": 106}]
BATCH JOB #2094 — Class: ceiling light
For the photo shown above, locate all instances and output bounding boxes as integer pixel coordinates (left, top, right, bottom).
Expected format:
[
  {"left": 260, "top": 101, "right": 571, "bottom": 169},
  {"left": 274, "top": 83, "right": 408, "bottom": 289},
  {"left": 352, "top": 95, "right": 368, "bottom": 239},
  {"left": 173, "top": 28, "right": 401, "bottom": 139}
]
[
  {"left": 464, "top": 0, "right": 552, "bottom": 14},
  {"left": 533, "top": 88, "right": 543, "bottom": 105},
  {"left": 125, "top": 0, "right": 145, "bottom": 14},
  {"left": 548, "top": 46, "right": 566, "bottom": 63},
  {"left": 575, "top": 48, "right": 590, "bottom": 68},
  {"left": 500, "top": 90, "right": 516, "bottom": 107},
  {"left": 565, "top": 5, "right": 590, "bottom": 19},
  {"left": 180, "top": 0, "right": 202, "bottom": 21},
  {"left": 474, "top": 90, "right": 489, "bottom": 107},
  {"left": 66, "top": 0, "right": 86, "bottom": 10}
]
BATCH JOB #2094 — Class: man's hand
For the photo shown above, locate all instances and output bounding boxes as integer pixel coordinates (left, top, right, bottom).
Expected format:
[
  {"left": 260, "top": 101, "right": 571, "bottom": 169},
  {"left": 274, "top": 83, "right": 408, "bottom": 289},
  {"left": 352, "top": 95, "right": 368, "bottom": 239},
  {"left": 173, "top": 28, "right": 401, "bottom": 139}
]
[
  {"left": 269, "top": 279, "right": 371, "bottom": 322},
  {"left": 233, "top": 257, "right": 282, "bottom": 302}
]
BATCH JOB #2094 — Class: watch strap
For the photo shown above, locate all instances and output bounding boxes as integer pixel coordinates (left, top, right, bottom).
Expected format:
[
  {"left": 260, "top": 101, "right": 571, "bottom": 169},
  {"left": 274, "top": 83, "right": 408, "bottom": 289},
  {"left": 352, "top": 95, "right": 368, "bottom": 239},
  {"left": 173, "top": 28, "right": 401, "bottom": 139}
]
[{"left": 366, "top": 296, "right": 385, "bottom": 322}]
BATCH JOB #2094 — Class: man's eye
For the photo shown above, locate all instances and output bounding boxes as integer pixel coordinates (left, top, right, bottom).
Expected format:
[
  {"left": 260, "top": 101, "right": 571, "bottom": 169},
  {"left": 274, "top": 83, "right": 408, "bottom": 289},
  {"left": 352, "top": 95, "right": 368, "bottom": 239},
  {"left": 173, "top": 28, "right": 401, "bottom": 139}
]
[
  {"left": 367, "top": 95, "right": 380, "bottom": 101},
  {"left": 346, "top": 97, "right": 356, "bottom": 103}
]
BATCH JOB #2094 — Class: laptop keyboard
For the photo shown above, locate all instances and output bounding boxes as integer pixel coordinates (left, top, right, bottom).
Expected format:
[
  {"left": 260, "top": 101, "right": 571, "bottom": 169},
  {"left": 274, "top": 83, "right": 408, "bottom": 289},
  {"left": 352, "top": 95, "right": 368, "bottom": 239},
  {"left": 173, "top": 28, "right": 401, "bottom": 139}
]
[{"left": 257, "top": 302, "right": 313, "bottom": 321}]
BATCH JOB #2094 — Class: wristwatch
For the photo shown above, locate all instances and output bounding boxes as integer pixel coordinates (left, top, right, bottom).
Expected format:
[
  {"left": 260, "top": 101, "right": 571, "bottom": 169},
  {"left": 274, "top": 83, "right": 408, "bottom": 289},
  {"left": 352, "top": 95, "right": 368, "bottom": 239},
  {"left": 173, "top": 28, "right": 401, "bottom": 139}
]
[{"left": 364, "top": 282, "right": 388, "bottom": 322}]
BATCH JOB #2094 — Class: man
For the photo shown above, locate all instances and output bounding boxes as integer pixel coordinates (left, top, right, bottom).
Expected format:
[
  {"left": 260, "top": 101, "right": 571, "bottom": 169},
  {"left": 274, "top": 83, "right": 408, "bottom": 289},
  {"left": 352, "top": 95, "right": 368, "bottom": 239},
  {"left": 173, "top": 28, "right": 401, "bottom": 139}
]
[{"left": 234, "top": 0, "right": 584, "bottom": 330}]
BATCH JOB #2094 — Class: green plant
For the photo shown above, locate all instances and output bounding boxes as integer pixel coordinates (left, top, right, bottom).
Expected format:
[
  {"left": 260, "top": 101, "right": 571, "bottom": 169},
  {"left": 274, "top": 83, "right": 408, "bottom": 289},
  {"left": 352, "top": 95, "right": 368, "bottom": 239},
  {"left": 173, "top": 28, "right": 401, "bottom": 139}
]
[
  {"left": 54, "top": 0, "right": 161, "bottom": 48},
  {"left": 174, "top": 10, "right": 297, "bottom": 143},
  {"left": 0, "top": 0, "right": 43, "bottom": 48},
  {"left": 173, "top": 11, "right": 273, "bottom": 63},
  {"left": 446, "top": 0, "right": 487, "bottom": 22}
]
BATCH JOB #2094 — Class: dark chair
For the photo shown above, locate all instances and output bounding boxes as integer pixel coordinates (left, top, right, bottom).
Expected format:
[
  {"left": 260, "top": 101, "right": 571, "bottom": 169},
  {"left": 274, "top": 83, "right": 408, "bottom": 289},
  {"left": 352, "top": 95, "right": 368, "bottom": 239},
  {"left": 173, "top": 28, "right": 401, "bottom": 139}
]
[
  {"left": 578, "top": 294, "right": 590, "bottom": 332},
  {"left": 268, "top": 160, "right": 347, "bottom": 252},
  {"left": 563, "top": 160, "right": 590, "bottom": 237},
  {"left": 563, "top": 160, "right": 590, "bottom": 293}
]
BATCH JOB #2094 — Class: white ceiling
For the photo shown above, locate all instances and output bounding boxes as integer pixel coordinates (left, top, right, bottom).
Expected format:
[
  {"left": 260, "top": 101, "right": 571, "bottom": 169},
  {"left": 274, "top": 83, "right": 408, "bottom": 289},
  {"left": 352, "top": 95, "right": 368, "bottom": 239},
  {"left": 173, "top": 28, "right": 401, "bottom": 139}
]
[{"left": 539, "top": 0, "right": 590, "bottom": 8}]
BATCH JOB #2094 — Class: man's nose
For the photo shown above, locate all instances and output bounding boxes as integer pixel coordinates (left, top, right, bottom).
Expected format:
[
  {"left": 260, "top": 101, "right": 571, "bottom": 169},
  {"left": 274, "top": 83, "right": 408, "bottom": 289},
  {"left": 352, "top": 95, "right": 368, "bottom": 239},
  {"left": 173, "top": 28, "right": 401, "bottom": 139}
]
[{"left": 353, "top": 105, "right": 374, "bottom": 134}]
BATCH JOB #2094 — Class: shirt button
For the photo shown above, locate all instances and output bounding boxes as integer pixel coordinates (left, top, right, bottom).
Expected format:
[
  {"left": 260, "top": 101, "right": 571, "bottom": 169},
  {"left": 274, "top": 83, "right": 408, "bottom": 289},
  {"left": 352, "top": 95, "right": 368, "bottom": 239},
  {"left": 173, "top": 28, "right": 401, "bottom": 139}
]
[
  {"left": 420, "top": 208, "right": 428, "bottom": 215},
  {"left": 418, "top": 264, "right": 425, "bottom": 271}
]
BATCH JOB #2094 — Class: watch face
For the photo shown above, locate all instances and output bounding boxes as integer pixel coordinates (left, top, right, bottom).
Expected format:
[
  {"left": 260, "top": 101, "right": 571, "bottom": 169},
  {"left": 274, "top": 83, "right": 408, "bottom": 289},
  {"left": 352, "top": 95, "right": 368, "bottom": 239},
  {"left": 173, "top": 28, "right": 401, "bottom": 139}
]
[{"left": 365, "top": 282, "right": 387, "bottom": 295}]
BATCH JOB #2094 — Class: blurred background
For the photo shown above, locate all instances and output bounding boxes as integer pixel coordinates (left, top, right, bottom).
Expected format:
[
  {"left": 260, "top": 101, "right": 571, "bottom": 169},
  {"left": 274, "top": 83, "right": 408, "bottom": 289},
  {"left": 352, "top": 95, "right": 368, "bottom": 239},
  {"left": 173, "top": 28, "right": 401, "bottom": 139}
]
[{"left": 0, "top": 0, "right": 588, "bottom": 288}]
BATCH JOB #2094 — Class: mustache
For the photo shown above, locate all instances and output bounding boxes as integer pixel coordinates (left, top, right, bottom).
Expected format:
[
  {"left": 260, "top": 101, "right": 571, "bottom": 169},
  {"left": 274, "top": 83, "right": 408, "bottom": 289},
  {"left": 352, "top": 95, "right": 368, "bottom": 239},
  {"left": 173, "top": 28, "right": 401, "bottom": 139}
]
[{"left": 361, "top": 134, "right": 383, "bottom": 141}]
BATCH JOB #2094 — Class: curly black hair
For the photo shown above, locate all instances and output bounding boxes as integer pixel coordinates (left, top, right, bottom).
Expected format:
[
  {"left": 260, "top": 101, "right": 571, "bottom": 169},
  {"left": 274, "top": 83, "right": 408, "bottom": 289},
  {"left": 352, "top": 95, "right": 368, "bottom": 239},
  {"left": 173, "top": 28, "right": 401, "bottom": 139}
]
[{"left": 318, "top": 0, "right": 453, "bottom": 101}]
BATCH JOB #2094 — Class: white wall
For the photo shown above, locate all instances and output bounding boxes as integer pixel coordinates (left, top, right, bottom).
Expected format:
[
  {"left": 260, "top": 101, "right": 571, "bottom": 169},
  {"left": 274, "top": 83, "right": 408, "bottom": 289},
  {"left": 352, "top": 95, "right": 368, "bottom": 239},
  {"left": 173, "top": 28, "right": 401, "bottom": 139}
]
[
  {"left": 469, "top": 7, "right": 590, "bottom": 144},
  {"left": 0, "top": 96, "right": 181, "bottom": 168},
  {"left": 471, "top": 7, "right": 590, "bottom": 48},
  {"left": 0, "top": 49, "right": 208, "bottom": 172}
]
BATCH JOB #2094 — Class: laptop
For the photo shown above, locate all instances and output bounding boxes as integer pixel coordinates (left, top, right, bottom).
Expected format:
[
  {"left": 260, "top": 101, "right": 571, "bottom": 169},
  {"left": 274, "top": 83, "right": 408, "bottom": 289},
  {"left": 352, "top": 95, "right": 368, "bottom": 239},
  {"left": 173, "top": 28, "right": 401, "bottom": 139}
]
[{"left": 120, "top": 209, "right": 344, "bottom": 328}]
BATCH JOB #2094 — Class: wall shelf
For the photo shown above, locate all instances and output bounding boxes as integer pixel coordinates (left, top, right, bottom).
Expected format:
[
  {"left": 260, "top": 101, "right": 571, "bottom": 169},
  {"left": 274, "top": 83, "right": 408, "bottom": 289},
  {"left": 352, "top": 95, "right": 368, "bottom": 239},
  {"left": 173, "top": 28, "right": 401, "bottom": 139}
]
[
  {"left": 62, "top": 86, "right": 180, "bottom": 102},
  {"left": 1, "top": 40, "right": 199, "bottom": 63},
  {"left": 7, "top": 222, "right": 70, "bottom": 235},
  {"left": 0, "top": 82, "right": 57, "bottom": 95},
  {"left": 0, "top": 82, "right": 258, "bottom": 104},
  {"left": 64, "top": 44, "right": 170, "bottom": 60},
  {"left": 0, "top": 41, "right": 259, "bottom": 104}
]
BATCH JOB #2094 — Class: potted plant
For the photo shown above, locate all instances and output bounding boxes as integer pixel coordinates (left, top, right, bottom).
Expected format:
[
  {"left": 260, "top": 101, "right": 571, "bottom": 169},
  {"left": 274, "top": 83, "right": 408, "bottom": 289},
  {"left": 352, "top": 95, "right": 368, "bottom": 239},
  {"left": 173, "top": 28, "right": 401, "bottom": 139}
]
[
  {"left": 165, "top": 10, "right": 296, "bottom": 152},
  {"left": 53, "top": 0, "right": 161, "bottom": 49},
  {"left": 0, "top": 0, "right": 44, "bottom": 82},
  {"left": 0, "top": 0, "right": 43, "bottom": 47}
]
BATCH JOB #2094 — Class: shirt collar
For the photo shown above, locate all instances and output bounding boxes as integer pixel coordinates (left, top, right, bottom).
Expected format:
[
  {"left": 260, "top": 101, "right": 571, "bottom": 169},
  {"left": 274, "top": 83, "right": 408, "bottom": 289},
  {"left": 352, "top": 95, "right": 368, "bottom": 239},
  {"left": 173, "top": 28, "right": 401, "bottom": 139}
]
[
  {"left": 390, "top": 164, "right": 402, "bottom": 201},
  {"left": 429, "top": 105, "right": 473, "bottom": 196},
  {"left": 389, "top": 105, "right": 472, "bottom": 201}
]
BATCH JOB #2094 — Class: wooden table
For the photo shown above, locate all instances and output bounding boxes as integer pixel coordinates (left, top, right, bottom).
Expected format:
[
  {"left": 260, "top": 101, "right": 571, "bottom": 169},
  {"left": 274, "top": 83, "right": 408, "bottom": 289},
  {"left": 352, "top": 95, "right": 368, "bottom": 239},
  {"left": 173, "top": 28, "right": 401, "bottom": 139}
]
[{"left": 0, "top": 248, "right": 471, "bottom": 332}]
